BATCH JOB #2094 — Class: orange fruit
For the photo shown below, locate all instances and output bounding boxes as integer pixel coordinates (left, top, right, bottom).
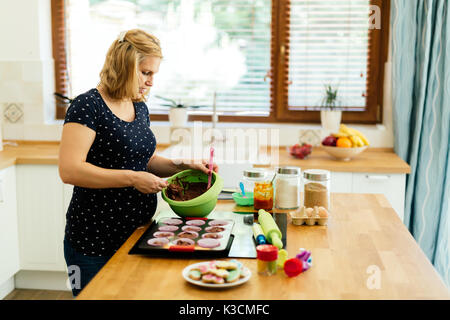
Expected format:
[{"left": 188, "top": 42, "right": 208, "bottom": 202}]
[{"left": 336, "top": 137, "right": 352, "bottom": 148}]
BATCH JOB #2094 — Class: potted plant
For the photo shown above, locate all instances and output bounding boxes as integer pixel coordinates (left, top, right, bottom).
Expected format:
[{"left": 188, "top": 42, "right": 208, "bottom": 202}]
[
  {"left": 320, "top": 84, "right": 342, "bottom": 135},
  {"left": 155, "top": 95, "right": 207, "bottom": 127}
]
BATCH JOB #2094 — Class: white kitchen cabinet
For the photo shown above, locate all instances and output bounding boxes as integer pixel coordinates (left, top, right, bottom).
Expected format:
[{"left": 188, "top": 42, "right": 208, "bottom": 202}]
[
  {"left": 330, "top": 172, "right": 353, "bottom": 193},
  {"left": 0, "top": 166, "right": 20, "bottom": 285},
  {"left": 352, "top": 173, "right": 406, "bottom": 221},
  {"left": 16, "top": 165, "right": 66, "bottom": 271}
]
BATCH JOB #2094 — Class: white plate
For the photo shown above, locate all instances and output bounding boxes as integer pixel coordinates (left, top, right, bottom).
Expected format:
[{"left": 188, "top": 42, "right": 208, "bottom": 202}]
[{"left": 182, "top": 261, "right": 252, "bottom": 288}]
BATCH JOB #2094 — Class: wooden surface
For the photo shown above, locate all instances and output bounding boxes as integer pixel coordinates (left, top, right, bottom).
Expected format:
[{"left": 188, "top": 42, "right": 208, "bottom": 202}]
[
  {"left": 256, "top": 147, "right": 411, "bottom": 173},
  {"left": 0, "top": 142, "right": 410, "bottom": 174},
  {"left": 77, "top": 195, "right": 449, "bottom": 300},
  {"left": 0, "top": 141, "right": 169, "bottom": 169}
]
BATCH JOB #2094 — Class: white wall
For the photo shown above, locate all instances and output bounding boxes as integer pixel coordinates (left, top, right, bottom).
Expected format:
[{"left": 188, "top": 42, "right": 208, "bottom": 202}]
[{"left": 0, "top": 0, "right": 394, "bottom": 148}]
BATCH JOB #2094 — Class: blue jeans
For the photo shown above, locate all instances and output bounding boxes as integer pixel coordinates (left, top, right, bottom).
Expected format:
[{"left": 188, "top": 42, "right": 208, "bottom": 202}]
[{"left": 63, "top": 238, "right": 111, "bottom": 297}]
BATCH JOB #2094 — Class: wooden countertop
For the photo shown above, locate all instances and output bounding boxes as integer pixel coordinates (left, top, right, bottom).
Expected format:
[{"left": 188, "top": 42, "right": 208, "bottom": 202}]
[
  {"left": 76, "top": 195, "right": 449, "bottom": 300},
  {"left": 0, "top": 141, "right": 410, "bottom": 174},
  {"left": 256, "top": 147, "right": 411, "bottom": 174}
]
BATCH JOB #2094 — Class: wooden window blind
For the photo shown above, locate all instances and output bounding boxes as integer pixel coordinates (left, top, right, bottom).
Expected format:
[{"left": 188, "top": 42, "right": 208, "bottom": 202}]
[
  {"left": 275, "top": 0, "right": 390, "bottom": 123},
  {"left": 51, "top": 0, "right": 70, "bottom": 120},
  {"left": 54, "top": 0, "right": 389, "bottom": 123}
]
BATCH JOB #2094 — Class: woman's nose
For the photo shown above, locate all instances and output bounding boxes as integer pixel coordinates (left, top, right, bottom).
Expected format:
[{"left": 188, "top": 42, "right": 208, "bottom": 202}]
[{"left": 145, "top": 78, "right": 153, "bottom": 86}]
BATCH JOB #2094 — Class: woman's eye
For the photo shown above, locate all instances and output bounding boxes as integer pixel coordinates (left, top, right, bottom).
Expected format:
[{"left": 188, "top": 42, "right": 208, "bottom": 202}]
[{"left": 142, "top": 72, "right": 151, "bottom": 76}]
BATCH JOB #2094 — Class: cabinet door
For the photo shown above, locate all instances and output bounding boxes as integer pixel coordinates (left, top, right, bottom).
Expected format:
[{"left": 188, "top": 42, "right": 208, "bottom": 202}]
[
  {"left": 352, "top": 173, "right": 406, "bottom": 221},
  {"left": 330, "top": 172, "right": 352, "bottom": 193},
  {"left": 0, "top": 166, "right": 20, "bottom": 284},
  {"left": 16, "top": 165, "right": 66, "bottom": 271}
]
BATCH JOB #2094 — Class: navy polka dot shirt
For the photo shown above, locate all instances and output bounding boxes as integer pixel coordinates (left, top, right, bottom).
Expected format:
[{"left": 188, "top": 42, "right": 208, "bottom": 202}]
[{"left": 64, "top": 88, "right": 157, "bottom": 256}]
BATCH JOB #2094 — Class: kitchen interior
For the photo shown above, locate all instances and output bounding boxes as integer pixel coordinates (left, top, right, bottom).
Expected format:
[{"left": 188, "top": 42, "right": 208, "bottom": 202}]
[{"left": 0, "top": 0, "right": 449, "bottom": 301}]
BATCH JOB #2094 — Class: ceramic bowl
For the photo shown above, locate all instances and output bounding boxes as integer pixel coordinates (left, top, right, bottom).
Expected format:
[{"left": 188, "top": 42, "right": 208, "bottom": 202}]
[{"left": 322, "top": 145, "right": 368, "bottom": 161}]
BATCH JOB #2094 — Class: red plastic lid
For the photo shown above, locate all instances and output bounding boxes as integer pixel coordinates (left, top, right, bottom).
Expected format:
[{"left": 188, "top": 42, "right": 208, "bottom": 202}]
[
  {"left": 284, "top": 258, "right": 303, "bottom": 277},
  {"left": 256, "top": 244, "right": 278, "bottom": 261}
]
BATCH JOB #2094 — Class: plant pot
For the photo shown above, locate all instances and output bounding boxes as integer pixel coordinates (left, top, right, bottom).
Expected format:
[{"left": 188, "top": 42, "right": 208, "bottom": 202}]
[
  {"left": 320, "top": 110, "right": 342, "bottom": 134},
  {"left": 169, "top": 108, "right": 188, "bottom": 127}
]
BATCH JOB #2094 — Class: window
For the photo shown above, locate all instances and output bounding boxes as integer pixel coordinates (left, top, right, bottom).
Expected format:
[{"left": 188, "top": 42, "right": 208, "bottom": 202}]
[{"left": 53, "top": 0, "right": 389, "bottom": 123}]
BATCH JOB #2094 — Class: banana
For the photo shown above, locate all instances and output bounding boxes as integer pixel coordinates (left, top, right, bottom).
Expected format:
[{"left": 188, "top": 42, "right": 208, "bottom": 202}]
[
  {"left": 332, "top": 132, "right": 350, "bottom": 139},
  {"left": 339, "top": 124, "right": 370, "bottom": 146},
  {"left": 349, "top": 135, "right": 364, "bottom": 147}
]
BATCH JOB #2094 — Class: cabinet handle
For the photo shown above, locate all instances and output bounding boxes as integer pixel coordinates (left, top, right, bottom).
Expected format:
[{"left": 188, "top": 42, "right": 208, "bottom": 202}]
[{"left": 365, "top": 175, "right": 390, "bottom": 180}]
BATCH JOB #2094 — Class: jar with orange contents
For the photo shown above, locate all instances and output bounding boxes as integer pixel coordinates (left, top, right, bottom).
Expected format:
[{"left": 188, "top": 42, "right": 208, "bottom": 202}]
[{"left": 254, "top": 181, "right": 274, "bottom": 212}]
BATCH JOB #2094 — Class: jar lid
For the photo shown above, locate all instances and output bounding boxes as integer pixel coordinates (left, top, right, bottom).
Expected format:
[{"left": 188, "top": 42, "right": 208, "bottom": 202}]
[
  {"left": 303, "top": 169, "right": 330, "bottom": 181},
  {"left": 243, "top": 169, "right": 266, "bottom": 178},
  {"left": 283, "top": 258, "right": 303, "bottom": 277},
  {"left": 276, "top": 166, "right": 301, "bottom": 175},
  {"left": 256, "top": 244, "right": 278, "bottom": 261}
]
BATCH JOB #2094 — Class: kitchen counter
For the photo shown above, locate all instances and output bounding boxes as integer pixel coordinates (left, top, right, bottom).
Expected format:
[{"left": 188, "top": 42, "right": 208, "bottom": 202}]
[
  {"left": 256, "top": 147, "right": 411, "bottom": 173},
  {"left": 76, "top": 194, "right": 448, "bottom": 300},
  {"left": 0, "top": 141, "right": 410, "bottom": 174}
]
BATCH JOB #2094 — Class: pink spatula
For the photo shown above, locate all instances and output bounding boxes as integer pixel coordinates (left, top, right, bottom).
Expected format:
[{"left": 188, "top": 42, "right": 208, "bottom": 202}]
[{"left": 207, "top": 146, "right": 214, "bottom": 189}]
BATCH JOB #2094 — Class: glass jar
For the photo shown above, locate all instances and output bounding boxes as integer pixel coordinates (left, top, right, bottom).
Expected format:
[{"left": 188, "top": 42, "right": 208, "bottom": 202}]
[
  {"left": 303, "top": 169, "right": 331, "bottom": 211},
  {"left": 274, "top": 166, "right": 301, "bottom": 209},
  {"left": 239, "top": 169, "right": 267, "bottom": 194},
  {"left": 254, "top": 181, "right": 274, "bottom": 211},
  {"left": 256, "top": 244, "right": 278, "bottom": 276}
]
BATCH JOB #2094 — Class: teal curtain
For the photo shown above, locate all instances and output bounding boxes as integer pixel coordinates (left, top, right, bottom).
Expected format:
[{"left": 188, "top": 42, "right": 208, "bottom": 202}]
[{"left": 391, "top": 0, "right": 449, "bottom": 287}]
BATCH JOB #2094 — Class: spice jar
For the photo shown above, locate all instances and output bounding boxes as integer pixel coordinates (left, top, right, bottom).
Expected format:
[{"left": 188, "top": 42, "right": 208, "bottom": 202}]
[
  {"left": 274, "top": 166, "right": 301, "bottom": 209},
  {"left": 239, "top": 169, "right": 267, "bottom": 194},
  {"left": 256, "top": 244, "right": 278, "bottom": 275},
  {"left": 303, "top": 169, "right": 331, "bottom": 210},
  {"left": 254, "top": 181, "right": 274, "bottom": 211}
]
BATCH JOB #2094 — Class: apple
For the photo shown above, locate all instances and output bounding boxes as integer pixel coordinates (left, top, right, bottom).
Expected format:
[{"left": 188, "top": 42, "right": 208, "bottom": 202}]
[{"left": 322, "top": 135, "right": 337, "bottom": 147}]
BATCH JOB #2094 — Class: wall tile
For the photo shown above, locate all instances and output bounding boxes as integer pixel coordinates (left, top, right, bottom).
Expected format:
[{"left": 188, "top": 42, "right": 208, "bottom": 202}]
[{"left": 21, "top": 61, "right": 43, "bottom": 83}]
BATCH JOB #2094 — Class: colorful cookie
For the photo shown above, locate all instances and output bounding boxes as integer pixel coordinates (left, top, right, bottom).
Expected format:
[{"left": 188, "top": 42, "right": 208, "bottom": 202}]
[
  {"left": 208, "top": 268, "right": 229, "bottom": 278},
  {"left": 225, "top": 269, "right": 241, "bottom": 283},
  {"left": 186, "top": 219, "right": 206, "bottom": 226},
  {"left": 216, "top": 261, "right": 238, "bottom": 270},
  {"left": 147, "top": 238, "right": 169, "bottom": 247},
  {"left": 201, "top": 274, "right": 224, "bottom": 284},
  {"left": 188, "top": 269, "right": 202, "bottom": 281}
]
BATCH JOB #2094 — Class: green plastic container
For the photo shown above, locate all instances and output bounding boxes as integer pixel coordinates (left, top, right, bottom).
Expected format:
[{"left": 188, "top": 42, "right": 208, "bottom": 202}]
[
  {"left": 232, "top": 192, "right": 254, "bottom": 206},
  {"left": 161, "top": 169, "right": 223, "bottom": 218}
]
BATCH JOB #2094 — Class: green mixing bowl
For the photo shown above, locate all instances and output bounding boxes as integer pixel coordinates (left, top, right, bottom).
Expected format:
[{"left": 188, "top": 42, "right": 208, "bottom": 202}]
[{"left": 161, "top": 169, "right": 223, "bottom": 218}]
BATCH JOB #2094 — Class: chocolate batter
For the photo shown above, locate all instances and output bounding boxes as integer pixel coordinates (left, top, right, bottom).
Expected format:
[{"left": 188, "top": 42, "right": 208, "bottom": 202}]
[{"left": 166, "top": 177, "right": 209, "bottom": 201}]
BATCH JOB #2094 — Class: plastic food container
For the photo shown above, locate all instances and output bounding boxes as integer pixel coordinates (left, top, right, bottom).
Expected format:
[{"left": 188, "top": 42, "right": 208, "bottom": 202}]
[
  {"left": 254, "top": 181, "right": 274, "bottom": 211},
  {"left": 256, "top": 244, "right": 278, "bottom": 276},
  {"left": 239, "top": 169, "right": 267, "bottom": 194},
  {"left": 303, "top": 169, "right": 331, "bottom": 211},
  {"left": 274, "top": 166, "right": 301, "bottom": 210}
]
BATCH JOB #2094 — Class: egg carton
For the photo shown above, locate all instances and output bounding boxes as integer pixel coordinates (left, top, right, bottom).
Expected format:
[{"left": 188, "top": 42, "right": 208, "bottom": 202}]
[{"left": 289, "top": 206, "right": 329, "bottom": 226}]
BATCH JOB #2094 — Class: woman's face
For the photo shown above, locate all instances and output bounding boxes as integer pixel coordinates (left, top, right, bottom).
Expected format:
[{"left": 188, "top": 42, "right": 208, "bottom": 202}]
[{"left": 137, "top": 56, "right": 161, "bottom": 96}]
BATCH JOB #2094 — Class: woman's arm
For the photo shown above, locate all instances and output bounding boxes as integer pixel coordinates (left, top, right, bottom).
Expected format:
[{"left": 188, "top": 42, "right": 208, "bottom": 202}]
[
  {"left": 59, "top": 123, "right": 167, "bottom": 193},
  {"left": 147, "top": 154, "right": 219, "bottom": 178}
]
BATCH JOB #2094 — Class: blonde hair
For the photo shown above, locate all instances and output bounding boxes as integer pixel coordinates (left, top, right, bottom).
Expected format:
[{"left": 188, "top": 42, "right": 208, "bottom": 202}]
[{"left": 99, "top": 29, "right": 162, "bottom": 102}]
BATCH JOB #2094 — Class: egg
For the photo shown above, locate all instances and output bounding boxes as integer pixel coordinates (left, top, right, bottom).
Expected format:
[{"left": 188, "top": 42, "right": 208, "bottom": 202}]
[
  {"left": 305, "top": 207, "right": 314, "bottom": 218},
  {"left": 318, "top": 206, "right": 329, "bottom": 218}
]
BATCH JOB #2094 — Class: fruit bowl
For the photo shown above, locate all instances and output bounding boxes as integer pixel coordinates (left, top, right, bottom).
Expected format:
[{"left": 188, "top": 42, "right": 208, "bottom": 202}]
[{"left": 322, "top": 145, "right": 368, "bottom": 161}]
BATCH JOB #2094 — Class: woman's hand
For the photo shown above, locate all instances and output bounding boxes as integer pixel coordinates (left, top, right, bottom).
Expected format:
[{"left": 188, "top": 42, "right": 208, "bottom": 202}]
[
  {"left": 181, "top": 159, "right": 219, "bottom": 175},
  {"left": 131, "top": 171, "right": 168, "bottom": 194}
]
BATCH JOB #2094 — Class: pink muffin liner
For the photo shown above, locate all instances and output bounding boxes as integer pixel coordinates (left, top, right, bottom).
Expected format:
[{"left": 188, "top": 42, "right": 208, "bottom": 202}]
[
  {"left": 158, "top": 225, "right": 179, "bottom": 232},
  {"left": 153, "top": 231, "right": 175, "bottom": 238},
  {"left": 186, "top": 219, "right": 206, "bottom": 226},
  {"left": 147, "top": 238, "right": 169, "bottom": 247},
  {"left": 208, "top": 220, "right": 229, "bottom": 226},
  {"left": 182, "top": 225, "right": 202, "bottom": 232}
]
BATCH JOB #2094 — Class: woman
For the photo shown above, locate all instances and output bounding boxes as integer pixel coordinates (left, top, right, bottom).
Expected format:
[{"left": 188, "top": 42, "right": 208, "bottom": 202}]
[{"left": 59, "top": 29, "right": 218, "bottom": 296}]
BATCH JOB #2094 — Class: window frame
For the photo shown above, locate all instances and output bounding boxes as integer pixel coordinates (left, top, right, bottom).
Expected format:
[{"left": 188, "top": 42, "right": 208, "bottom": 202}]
[{"left": 54, "top": 0, "right": 390, "bottom": 124}]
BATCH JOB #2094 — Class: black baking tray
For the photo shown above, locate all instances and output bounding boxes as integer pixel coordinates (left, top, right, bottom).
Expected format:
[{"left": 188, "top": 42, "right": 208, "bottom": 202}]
[{"left": 129, "top": 217, "right": 235, "bottom": 258}]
